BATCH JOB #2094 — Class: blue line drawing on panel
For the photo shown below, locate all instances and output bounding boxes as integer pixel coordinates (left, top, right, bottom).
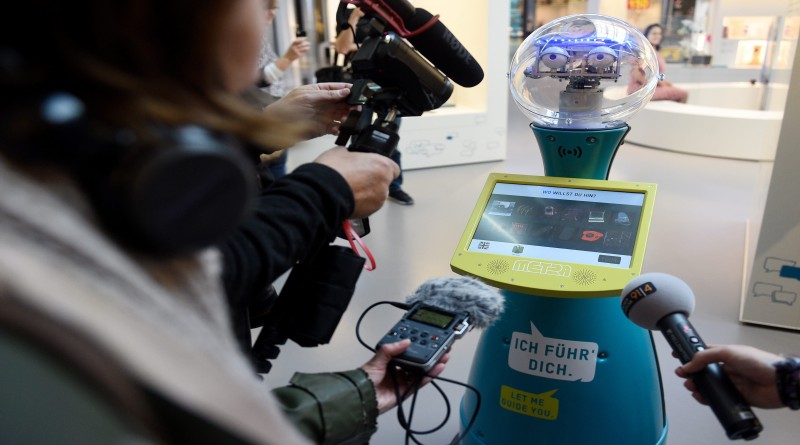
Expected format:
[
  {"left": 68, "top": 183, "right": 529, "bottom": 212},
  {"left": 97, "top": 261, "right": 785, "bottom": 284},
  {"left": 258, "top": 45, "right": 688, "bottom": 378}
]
[
  {"left": 771, "top": 291, "right": 798, "bottom": 305},
  {"left": 752, "top": 282, "right": 797, "bottom": 306},
  {"left": 461, "top": 140, "right": 477, "bottom": 157},
  {"left": 406, "top": 140, "right": 446, "bottom": 157},
  {"left": 764, "top": 257, "right": 796, "bottom": 273},
  {"left": 752, "top": 282, "right": 781, "bottom": 297}
]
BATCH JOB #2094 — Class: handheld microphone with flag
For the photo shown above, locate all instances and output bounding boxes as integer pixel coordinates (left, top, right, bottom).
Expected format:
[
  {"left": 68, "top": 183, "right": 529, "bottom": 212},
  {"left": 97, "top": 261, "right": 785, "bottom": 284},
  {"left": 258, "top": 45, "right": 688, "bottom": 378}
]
[
  {"left": 621, "top": 273, "right": 763, "bottom": 441},
  {"left": 376, "top": 276, "right": 504, "bottom": 372}
]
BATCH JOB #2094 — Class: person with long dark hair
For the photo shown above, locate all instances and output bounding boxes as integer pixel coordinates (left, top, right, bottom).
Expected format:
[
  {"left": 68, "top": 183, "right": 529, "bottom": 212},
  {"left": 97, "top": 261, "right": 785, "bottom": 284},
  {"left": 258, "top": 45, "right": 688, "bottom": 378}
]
[
  {"left": 0, "top": 1, "right": 446, "bottom": 443},
  {"left": 629, "top": 23, "right": 689, "bottom": 103}
]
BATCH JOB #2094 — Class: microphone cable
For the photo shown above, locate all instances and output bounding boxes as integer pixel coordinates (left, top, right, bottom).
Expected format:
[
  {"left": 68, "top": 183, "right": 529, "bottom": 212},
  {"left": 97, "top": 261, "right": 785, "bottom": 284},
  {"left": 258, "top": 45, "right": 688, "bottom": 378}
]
[
  {"left": 355, "top": 301, "right": 481, "bottom": 445},
  {"left": 342, "top": 220, "right": 376, "bottom": 270}
]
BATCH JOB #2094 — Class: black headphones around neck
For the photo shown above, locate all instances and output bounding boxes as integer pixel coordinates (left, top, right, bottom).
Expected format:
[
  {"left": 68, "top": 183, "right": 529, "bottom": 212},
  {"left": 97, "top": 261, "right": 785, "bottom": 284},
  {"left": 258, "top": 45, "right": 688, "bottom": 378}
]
[{"left": 0, "top": 90, "right": 258, "bottom": 256}]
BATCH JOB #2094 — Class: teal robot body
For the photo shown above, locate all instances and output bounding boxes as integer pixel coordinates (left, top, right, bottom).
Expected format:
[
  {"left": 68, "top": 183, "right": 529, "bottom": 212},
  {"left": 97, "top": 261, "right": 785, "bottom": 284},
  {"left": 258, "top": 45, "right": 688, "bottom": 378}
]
[{"left": 452, "top": 14, "right": 667, "bottom": 444}]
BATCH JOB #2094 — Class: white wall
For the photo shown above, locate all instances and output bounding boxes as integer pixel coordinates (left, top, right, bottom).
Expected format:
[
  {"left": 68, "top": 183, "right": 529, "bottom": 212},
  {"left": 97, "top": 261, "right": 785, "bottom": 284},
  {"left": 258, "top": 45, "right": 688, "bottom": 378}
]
[{"left": 741, "top": 30, "right": 800, "bottom": 331}]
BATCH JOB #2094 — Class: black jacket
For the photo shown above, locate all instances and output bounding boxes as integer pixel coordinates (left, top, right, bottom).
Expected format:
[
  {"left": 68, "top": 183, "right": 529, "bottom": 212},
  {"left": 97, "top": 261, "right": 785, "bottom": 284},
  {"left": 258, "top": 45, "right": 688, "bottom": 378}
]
[{"left": 218, "top": 163, "right": 354, "bottom": 356}]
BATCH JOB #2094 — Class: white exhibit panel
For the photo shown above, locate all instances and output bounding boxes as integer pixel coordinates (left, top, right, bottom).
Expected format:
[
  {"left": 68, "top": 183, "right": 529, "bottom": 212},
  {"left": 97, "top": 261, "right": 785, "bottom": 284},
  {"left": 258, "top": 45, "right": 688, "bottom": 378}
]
[
  {"left": 287, "top": 0, "right": 509, "bottom": 171},
  {"left": 626, "top": 82, "right": 786, "bottom": 161},
  {"left": 741, "top": 40, "right": 800, "bottom": 331}
]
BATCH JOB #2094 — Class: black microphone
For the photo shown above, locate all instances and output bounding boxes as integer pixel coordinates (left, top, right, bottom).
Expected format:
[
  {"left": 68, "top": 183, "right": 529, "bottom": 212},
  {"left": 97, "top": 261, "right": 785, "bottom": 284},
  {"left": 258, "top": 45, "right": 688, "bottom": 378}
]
[
  {"left": 352, "top": 0, "right": 485, "bottom": 87},
  {"left": 621, "top": 273, "right": 763, "bottom": 441}
]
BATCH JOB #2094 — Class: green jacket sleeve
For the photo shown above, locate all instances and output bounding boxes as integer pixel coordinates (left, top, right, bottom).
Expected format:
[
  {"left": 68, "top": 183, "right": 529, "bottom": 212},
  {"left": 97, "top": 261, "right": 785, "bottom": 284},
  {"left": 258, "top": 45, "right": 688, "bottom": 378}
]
[{"left": 271, "top": 369, "right": 379, "bottom": 445}]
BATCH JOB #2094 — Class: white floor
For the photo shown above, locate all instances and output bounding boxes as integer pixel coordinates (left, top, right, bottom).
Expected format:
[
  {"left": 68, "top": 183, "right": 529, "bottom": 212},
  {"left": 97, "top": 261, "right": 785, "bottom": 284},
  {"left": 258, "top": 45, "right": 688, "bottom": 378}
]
[{"left": 265, "top": 97, "right": 800, "bottom": 444}]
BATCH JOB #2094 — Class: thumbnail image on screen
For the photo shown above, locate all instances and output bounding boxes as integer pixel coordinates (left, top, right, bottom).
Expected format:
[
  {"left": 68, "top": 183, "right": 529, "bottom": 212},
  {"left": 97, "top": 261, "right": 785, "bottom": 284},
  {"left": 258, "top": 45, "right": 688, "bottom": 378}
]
[{"left": 467, "top": 183, "right": 645, "bottom": 268}]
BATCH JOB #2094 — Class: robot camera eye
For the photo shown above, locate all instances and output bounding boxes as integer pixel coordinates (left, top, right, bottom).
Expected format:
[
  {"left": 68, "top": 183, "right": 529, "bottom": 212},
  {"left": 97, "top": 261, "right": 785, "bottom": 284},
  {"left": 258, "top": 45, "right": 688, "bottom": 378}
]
[
  {"left": 586, "top": 46, "right": 617, "bottom": 68},
  {"left": 540, "top": 47, "right": 570, "bottom": 69}
]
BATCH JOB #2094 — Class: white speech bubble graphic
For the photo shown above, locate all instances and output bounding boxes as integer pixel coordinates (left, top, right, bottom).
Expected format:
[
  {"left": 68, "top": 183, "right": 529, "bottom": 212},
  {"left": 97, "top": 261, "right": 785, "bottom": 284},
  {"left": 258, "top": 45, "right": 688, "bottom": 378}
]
[
  {"left": 508, "top": 322, "right": 599, "bottom": 382},
  {"left": 753, "top": 282, "right": 782, "bottom": 298},
  {"left": 771, "top": 291, "right": 798, "bottom": 306},
  {"left": 764, "top": 257, "right": 796, "bottom": 273}
]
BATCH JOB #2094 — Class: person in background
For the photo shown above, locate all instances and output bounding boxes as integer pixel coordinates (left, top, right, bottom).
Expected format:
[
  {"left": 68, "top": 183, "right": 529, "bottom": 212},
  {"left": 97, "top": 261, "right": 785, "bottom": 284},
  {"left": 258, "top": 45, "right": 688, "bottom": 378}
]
[
  {"left": 333, "top": 3, "right": 414, "bottom": 206},
  {"left": 256, "top": 0, "right": 311, "bottom": 178},
  {"left": 676, "top": 344, "right": 799, "bottom": 410},
  {"left": 0, "top": 1, "right": 446, "bottom": 444},
  {"left": 629, "top": 23, "right": 689, "bottom": 103}
]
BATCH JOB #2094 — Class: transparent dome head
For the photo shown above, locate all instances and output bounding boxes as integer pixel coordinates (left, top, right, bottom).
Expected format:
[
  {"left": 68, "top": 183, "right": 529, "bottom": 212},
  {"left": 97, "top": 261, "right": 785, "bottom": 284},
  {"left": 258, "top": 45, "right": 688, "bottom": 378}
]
[{"left": 509, "top": 14, "right": 659, "bottom": 130}]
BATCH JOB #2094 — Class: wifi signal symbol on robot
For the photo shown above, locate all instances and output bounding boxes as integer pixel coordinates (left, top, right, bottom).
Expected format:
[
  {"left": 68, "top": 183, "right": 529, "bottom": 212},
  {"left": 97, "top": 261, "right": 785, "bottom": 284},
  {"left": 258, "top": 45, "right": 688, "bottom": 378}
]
[{"left": 557, "top": 146, "right": 583, "bottom": 158}]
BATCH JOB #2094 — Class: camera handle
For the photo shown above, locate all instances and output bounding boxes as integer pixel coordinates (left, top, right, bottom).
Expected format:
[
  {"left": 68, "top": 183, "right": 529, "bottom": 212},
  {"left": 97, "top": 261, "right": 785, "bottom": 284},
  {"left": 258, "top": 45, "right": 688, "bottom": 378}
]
[
  {"left": 250, "top": 245, "right": 366, "bottom": 374},
  {"left": 336, "top": 97, "right": 400, "bottom": 238}
]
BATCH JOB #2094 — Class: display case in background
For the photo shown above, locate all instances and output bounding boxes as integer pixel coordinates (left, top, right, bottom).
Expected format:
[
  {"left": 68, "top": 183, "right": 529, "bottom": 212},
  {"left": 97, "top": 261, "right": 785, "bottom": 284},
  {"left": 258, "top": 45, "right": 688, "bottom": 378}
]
[
  {"left": 286, "top": 0, "right": 510, "bottom": 172},
  {"left": 706, "top": 0, "right": 798, "bottom": 84},
  {"left": 717, "top": 15, "right": 800, "bottom": 69},
  {"left": 721, "top": 16, "right": 772, "bottom": 67}
]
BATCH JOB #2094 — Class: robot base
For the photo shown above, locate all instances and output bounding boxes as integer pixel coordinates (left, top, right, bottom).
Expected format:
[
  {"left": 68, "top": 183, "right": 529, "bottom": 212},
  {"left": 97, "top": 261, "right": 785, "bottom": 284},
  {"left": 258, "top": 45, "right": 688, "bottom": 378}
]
[{"left": 458, "top": 290, "right": 668, "bottom": 444}]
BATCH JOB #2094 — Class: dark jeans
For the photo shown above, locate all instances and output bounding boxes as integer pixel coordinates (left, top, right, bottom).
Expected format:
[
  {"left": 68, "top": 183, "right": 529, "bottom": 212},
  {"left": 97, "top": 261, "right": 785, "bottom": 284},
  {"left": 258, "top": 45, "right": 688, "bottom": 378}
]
[
  {"left": 387, "top": 116, "right": 403, "bottom": 192},
  {"left": 390, "top": 149, "right": 403, "bottom": 192},
  {"left": 266, "top": 150, "right": 287, "bottom": 179}
]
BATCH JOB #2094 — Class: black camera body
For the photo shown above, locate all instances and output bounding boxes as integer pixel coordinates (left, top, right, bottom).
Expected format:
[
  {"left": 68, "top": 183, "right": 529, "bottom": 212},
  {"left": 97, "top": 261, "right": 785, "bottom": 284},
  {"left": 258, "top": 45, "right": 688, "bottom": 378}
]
[
  {"left": 376, "top": 302, "right": 470, "bottom": 372},
  {"left": 349, "top": 26, "right": 452, "bottom": 117},
  {"left": 335, "top": 17, "right": 453, "bottom": 153}
]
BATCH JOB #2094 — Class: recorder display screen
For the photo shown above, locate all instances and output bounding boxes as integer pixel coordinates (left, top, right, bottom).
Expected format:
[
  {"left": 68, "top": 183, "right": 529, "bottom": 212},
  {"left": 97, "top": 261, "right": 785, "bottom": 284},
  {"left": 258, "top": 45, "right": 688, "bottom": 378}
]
[
  {"left": 467, "top": 183, "right": 645, "bottom": 269},
  {"left": 409, "top": 307, "right": 455, "bottom": 329}
]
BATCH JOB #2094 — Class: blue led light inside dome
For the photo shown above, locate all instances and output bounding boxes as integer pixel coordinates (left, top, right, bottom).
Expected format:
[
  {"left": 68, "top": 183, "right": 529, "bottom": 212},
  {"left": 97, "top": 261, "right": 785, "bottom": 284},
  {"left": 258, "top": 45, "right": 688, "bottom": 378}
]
[{"left": 509, "top": 14, "right": 659, "bottom": 130}]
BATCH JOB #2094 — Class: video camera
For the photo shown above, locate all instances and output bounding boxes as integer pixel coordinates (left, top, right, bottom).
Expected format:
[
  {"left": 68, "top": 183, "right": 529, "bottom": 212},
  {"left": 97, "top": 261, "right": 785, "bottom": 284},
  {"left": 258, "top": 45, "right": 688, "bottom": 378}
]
[
  {"left": 248, "top": 1, "right": 482, "bottom": 374},
  {"left": 334, "top": 1, "right": 455, "bottom": 158}
]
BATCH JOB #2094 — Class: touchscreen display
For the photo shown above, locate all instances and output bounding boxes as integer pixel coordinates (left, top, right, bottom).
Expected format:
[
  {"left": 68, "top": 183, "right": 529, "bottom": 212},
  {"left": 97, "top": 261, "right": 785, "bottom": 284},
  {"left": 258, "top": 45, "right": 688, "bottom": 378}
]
[{"left": 467, "top": 183, "right": 645, "bottom": 269}]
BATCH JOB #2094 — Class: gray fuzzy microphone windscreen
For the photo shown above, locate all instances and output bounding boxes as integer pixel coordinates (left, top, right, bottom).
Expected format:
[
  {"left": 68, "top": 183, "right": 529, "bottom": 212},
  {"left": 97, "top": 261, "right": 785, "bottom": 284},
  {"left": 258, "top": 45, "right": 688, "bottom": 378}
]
[{"left": 406, "top": 276, "right": 504, "bottom": 329}]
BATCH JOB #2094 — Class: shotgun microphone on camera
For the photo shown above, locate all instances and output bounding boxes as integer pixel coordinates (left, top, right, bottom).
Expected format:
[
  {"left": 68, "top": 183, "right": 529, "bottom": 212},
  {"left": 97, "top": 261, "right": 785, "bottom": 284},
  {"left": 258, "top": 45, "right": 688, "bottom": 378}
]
[{"left": 346, "top": 0, "right": 484, "bottom": 87}]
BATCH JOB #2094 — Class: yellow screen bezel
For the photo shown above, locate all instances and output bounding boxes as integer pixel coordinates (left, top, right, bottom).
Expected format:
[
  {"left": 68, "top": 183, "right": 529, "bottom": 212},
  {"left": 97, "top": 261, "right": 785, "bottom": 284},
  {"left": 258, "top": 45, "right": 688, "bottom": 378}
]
[{"left": 450, "top": 173, "right": 657, "bottom": 298}]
